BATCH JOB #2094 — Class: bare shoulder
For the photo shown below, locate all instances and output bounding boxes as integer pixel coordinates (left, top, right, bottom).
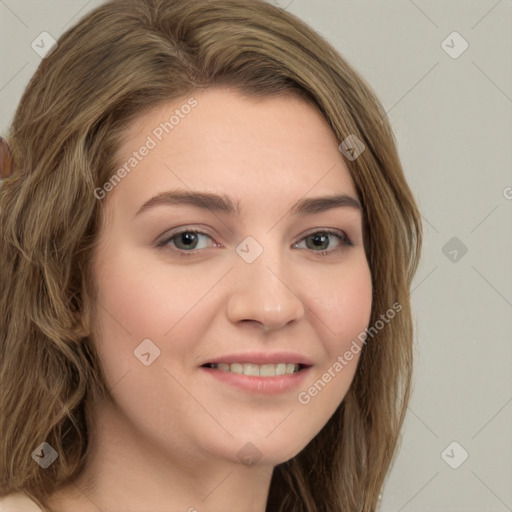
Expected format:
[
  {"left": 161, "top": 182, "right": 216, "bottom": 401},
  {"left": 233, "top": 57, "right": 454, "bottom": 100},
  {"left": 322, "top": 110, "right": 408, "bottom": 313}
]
[{"left": 0, "top": 492, "right": 43, "bottom": 512}]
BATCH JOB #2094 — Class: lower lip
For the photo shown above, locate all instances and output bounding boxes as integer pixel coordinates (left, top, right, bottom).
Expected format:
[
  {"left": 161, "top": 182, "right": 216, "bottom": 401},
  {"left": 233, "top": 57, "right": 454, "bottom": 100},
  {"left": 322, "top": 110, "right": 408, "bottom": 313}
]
[{"left": 200, "top": 366, "right": 311, "bottom": 395}]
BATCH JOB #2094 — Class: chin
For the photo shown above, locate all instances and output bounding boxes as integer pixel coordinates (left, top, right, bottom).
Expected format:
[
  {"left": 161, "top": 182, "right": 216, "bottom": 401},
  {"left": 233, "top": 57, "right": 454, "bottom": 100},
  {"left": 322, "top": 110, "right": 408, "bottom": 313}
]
[{"left": 199, "top": 422, "right": 316, "bottom": 469}]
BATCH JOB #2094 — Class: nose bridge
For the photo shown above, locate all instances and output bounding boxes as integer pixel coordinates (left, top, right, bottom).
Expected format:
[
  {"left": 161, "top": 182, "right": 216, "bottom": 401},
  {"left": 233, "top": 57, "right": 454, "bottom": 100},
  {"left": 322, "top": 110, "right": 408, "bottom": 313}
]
[{"left": 226, "top": 233, "right": 305, "bottom": 330}]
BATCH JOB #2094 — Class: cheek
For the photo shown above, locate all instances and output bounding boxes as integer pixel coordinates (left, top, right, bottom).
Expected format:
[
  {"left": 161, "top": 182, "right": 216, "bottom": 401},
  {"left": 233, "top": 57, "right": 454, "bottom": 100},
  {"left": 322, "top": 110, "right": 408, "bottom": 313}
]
[
  {"left": 90, "top": 247, "right": 232, "bottom": 388},
  {"left": 296, "top": 257, "right": 372, "bottom": 410},
  {"left": 92, "top": 246, "right": 220, "bottom": 339},
  {"left": 309, "top": 257, "right": 373, "bottom": 352}
]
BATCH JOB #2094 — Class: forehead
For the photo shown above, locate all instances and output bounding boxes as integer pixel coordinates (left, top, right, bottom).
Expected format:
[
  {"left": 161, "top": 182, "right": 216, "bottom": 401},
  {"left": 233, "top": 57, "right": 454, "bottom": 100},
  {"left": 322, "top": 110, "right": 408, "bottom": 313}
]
[{"left": 109, "top": 87, "right": 358, "bottom": 213}]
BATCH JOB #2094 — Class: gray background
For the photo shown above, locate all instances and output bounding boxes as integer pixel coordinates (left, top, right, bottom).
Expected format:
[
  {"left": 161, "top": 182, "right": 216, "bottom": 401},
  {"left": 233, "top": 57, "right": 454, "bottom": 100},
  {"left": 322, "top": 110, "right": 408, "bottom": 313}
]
[{"left": 1, "top": 1, "right": 511, "bottom": 510}]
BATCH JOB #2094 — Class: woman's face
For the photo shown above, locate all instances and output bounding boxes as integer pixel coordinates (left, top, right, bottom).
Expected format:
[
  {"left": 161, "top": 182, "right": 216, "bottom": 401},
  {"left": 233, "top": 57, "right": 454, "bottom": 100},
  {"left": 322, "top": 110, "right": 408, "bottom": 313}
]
[{"left": 91, "top": 87, "right": 372, "bottom": 469}]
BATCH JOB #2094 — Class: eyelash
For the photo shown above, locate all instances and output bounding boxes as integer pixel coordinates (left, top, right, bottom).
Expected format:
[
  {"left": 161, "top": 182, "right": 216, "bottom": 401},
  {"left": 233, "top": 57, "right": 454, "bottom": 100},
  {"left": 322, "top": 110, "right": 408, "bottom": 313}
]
[{"left": 156, "top": 227, "right": 354, "bottom": 257}]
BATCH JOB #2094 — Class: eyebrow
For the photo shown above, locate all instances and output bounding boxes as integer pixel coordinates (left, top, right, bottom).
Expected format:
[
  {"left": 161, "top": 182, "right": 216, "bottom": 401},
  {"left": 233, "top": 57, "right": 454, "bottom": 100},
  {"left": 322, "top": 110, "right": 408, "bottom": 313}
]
[{"left": 133, "top": 189, "right": 362, "bottom": 218}]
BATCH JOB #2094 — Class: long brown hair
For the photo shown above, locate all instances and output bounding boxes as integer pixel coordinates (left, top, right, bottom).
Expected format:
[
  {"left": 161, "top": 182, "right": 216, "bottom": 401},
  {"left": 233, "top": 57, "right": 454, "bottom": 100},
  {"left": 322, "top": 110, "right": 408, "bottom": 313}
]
[{"left": 0, "top": 0, "right": 422, "bottom": 510}]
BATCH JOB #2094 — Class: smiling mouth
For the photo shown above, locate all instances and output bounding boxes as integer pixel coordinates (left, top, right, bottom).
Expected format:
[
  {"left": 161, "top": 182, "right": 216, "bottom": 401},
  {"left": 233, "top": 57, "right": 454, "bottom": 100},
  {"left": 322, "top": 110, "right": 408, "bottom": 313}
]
[{"left": 201, "top": 362, "right": 308, "bottom": 376}]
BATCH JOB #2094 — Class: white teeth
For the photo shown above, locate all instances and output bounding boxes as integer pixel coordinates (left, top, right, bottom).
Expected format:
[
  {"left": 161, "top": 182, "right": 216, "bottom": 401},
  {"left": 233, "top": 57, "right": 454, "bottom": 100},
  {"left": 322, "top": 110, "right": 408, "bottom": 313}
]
[
  {"left": 275, "top": 363, "right": 287, "bottom": 376},
  {"left": 259, "top": 364, "right": 275, "bottom": 377},
  {"left": 286, "top": 363, "right": 296, "bottom": 374},
  {"left": 231, "top": 363, "right": 244, "bottom": 374},
  {"left": 208, "top": 362, "right": 301, "bottom": 376},
  {"left": 244, "top": 364, "right": 260, "bottom": 376}
]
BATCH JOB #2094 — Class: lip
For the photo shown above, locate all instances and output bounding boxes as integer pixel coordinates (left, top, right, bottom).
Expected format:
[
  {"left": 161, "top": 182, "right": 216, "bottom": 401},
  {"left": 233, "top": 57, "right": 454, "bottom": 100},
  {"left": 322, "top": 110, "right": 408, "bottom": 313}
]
[
  {"left": 199, "top": 351, "right": 314, "bottom": 366},
  {"left": 200, "top": 365, "right": 312, "bottom": 395}
]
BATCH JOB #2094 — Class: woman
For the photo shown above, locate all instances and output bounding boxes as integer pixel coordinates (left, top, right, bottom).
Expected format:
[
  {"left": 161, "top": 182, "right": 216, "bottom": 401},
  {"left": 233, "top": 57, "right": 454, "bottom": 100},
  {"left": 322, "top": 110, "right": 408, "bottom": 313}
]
[{"left": 0, "top": 0, "right": 422, "bottom": 510}]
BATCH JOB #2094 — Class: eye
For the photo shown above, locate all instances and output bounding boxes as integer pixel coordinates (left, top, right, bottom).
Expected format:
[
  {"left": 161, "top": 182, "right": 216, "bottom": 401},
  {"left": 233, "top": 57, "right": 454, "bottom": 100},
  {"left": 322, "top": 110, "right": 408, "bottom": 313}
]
[
  {"left": 157, "top": 227, "right": 353, "bottom": 257},
  {"left": 157, "top": 228, "right": 217, "bottom": 255},
  {"left": 293, "top": 229, "right": 353, "bottom": 255}
]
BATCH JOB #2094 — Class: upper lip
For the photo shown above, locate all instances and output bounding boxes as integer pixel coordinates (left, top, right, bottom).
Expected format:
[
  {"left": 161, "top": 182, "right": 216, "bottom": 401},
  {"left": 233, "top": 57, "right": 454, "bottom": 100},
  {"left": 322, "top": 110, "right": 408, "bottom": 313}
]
[{"left": 200, "top": 351, "right": 314, "bottom": 367}]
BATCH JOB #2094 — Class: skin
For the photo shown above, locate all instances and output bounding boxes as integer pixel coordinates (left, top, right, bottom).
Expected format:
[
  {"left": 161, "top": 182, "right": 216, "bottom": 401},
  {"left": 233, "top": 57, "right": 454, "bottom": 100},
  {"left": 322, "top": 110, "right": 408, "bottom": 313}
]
[{"left": 46, "top": 88, "right": 373, "bottom": 512}]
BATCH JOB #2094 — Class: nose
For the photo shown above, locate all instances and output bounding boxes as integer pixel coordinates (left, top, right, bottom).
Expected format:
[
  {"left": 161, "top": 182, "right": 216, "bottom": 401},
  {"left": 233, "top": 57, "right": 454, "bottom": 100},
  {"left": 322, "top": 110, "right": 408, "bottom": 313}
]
[{"left": 226, "top": 243, "right": 306, "bottom": 332}]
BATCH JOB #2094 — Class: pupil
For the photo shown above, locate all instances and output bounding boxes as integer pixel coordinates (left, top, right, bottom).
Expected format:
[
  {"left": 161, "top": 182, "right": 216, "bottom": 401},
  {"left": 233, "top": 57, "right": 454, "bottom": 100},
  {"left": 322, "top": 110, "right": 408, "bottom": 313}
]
[
  {"left": 310, "top": 233, "right": 328, "bottom": 250},
  {"left": 179, "top": 232, "right": 197, "bottom": 249}
]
